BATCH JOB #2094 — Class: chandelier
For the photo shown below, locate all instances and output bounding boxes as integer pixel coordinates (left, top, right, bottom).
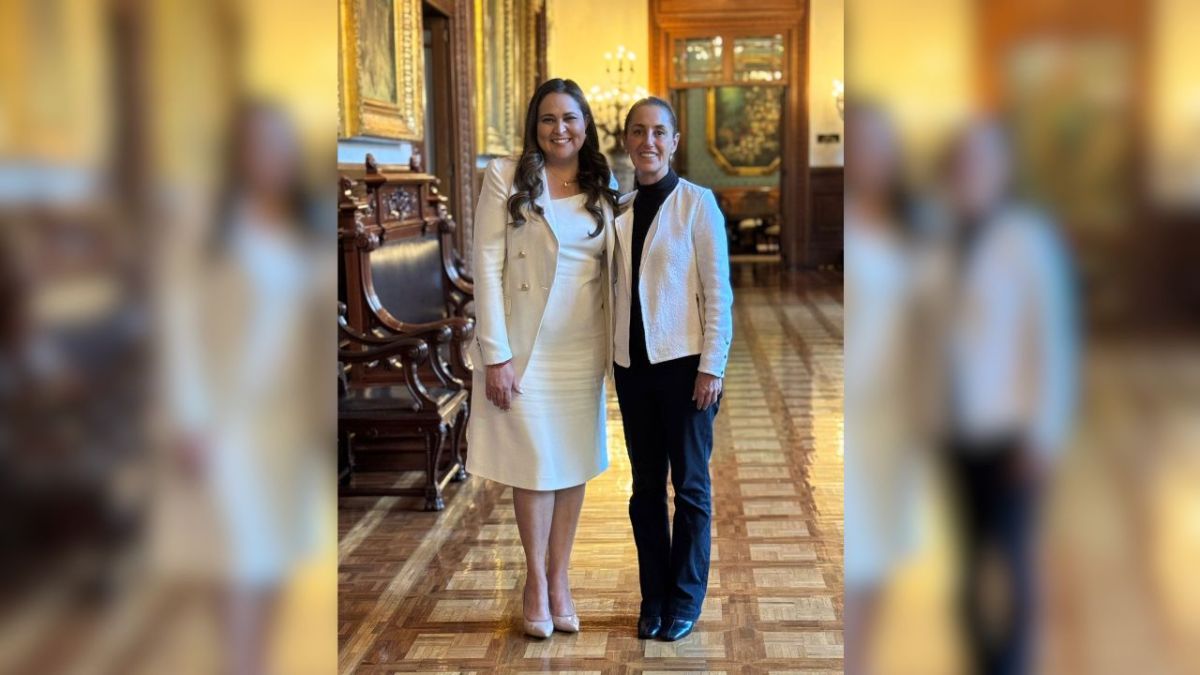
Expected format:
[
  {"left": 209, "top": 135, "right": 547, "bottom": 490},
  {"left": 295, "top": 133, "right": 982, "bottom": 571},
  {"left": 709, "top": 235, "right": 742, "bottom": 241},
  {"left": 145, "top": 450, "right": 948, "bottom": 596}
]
[{"left": 589, "top": 45, "right": 648, "bottom": 155}]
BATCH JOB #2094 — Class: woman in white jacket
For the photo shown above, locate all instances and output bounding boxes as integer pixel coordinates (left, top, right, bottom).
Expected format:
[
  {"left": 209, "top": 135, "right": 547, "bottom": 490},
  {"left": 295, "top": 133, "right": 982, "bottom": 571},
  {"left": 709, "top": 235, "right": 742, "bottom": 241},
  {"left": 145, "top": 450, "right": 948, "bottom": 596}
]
[
  {"left": 467, "top": 78, "right": 619, "bottom": 638},
  {"left": 612, "top": 97, "right": 733, "bottom": 642}
]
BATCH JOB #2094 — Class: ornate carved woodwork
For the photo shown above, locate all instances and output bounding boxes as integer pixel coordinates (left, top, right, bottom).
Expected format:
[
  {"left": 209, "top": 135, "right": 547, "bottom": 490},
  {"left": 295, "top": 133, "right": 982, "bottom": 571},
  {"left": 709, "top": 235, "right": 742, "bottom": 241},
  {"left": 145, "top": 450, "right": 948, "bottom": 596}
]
[
  {"left": 338, "top": 306, "right": 468, "bottom": 510},
  {"left": 337, "top": 158, "right": 476, "bottom": 509},
  {"left": 338, "top": 157, "right": 475, "bottom": 352}
]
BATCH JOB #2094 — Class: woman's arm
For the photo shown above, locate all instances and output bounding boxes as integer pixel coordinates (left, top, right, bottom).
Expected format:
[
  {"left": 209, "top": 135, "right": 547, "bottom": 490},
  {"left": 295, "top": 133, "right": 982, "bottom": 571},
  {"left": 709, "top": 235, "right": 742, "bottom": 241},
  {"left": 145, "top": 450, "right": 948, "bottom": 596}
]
[
  {"left": 693, "top": 189, "right": 734, "bottom": 378},
  {"left": 1026, "top": 220, "right": 1077, "bottom": 468},
  {"left": 473, "top": 159, "right": 514, "bottom": 366}
]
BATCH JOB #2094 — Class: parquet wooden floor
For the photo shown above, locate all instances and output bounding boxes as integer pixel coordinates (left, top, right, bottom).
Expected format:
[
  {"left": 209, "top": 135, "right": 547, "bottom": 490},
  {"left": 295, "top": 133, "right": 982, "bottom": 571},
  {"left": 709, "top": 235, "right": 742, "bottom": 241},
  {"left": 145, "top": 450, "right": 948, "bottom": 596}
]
[{"left": 337, "top": 267, "right": 844, "bottom": 674}]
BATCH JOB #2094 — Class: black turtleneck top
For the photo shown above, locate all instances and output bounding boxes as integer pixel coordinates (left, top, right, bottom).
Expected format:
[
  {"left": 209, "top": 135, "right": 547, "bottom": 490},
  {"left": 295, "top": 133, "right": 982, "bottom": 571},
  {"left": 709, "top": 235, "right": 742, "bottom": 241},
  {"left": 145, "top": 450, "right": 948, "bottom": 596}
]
[{"left": 628, "top": 169, "right": 680, "bottom": 367}]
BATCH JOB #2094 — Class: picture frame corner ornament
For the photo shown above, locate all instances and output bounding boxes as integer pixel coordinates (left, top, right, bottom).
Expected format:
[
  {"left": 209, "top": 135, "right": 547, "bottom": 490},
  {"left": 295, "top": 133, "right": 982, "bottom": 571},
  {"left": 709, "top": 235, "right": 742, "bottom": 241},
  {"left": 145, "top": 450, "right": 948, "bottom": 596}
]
[{"left": 339, "top": 0, "right": 425, "bottom": 142}]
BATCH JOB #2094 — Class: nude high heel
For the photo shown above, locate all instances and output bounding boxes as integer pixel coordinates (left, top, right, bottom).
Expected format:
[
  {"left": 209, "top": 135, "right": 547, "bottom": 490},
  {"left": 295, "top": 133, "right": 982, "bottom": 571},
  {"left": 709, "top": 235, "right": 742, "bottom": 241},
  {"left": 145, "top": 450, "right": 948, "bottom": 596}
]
[
  {"left": 523, "top": 584, "right": 553, "bottom": 638},
  {"left": 552, "top": 613, "right": 580, "bottom": 633},
  {"left": 523, "top": 617, "right": 554, "bottom": 638},
  {"left": 549, "top": 589, "right": 579, "bottom": 632}
]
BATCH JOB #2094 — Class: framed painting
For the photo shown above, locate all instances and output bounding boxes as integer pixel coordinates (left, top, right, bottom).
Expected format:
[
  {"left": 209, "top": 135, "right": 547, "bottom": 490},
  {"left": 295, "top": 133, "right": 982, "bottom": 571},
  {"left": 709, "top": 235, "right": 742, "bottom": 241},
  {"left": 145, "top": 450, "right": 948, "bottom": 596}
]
[
  {"left": 1004, "top": 38, "right": 1131, "bottom": 231},
  {"left": 474, "top": 0, "right": 521, "bottom": 156},
  {"left": 339, "top": 0, "right": 425, "bottom": 140},
  {"left": 705, "top": 85, "right": 782, "bottom": 175}
]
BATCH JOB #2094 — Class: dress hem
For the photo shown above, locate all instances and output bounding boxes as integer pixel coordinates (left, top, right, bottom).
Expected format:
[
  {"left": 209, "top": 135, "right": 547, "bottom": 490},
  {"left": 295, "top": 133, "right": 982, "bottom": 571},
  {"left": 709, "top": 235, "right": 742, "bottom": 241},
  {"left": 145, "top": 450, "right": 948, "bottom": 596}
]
[{"left": 465, "top": 462, "right": 609, "bottom": 492}]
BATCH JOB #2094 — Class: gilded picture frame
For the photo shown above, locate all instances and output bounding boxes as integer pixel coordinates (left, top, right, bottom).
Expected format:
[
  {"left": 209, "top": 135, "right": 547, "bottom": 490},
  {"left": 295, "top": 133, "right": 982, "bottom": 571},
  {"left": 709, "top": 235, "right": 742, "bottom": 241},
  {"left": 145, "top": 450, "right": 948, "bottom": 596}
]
[
  {"left": 706, "top": 85, "right": 782, "bottom": 176},
  {"left": 339, "top": 0, "right": 425, "bottom": 141},
  {"left": 474, "top": 0, "right": 520, "bottom": 156}
]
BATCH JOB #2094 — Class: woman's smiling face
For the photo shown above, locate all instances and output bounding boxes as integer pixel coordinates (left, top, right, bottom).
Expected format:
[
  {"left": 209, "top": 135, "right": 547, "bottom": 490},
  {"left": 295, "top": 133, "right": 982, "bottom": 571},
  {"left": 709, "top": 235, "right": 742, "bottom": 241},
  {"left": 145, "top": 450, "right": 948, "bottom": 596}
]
[
  {"left": 624, "top": 103, "right": 679, "bottom": 182},
  {"left": 536, "top": 93, "right": 587, "bottom": 165}
]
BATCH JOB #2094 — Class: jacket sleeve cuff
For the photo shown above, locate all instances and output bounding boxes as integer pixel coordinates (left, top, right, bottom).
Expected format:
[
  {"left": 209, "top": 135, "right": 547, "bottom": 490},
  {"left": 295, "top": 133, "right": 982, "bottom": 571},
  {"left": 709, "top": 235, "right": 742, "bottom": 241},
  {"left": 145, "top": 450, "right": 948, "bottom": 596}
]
[
  {"left": 479, "top": 340, "right": 513, "bottom": 367},
  {"left": 698, "top": 354, "right": 727, "bottom": 378}
]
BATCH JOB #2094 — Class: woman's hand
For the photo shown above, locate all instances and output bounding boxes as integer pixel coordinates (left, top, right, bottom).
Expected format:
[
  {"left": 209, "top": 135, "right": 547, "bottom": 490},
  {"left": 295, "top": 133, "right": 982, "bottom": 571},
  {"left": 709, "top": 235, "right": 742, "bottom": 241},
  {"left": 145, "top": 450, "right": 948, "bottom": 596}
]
[
  {"left": 175, "top": 433, "right": 208, "bottom": 480},
  {"left": 693, "top": 372, "right": 723, "bottom": 411},
  {"left": 486, "top": 360, "right": 522, "bottom": 411}
]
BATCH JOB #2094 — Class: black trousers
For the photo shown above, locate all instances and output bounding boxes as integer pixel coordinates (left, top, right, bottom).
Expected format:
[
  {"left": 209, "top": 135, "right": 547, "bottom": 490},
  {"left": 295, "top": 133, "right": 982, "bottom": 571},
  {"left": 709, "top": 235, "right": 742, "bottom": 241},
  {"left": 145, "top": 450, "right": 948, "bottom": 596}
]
[
  {"left": 614, "top": 355, "right": 718, "bottom": 621},
  {"left": 946, "top": 437, "right": 1040, "bottom": 675}
]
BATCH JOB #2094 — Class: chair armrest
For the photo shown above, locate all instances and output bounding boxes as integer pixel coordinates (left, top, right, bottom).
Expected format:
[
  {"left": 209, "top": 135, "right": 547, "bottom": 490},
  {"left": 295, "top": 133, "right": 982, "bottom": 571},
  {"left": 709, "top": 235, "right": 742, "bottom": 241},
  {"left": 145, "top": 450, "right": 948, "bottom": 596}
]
[
  {"left": 452, "top": 249, "right": 473, "bottom": 285},
  {"left": 374, "top": 319, "right": 472, "bottom": 391},
  {"left": 337, "top": 330, "right": 429, "bottom": 364},
  {"left": 443, "top": 244, "right": 474, "bottom": 295},
  {"left": 396, "top": 318, "right": 475, "bottom": 387},
  {"left": 373, "top": 306, "right": 470, "bottom": 338},
  {"left": 339, "top": 314, "right": 440, "bottom": 408}
]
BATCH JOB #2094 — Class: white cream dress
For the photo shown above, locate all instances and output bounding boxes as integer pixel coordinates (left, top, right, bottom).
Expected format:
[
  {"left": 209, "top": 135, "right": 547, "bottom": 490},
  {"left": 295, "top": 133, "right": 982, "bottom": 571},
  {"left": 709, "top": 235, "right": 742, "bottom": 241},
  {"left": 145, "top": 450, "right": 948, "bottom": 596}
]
[{"left": 466, "top": 193, "right": 609, "bottom": 490}]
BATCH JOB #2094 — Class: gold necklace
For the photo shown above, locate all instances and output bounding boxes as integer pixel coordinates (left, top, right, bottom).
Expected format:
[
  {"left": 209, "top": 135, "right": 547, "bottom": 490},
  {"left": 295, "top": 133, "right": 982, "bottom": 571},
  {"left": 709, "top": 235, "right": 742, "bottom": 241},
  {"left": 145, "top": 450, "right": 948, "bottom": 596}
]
[{"left": 546, "top": 168, "right": 578, "bottom": 188}]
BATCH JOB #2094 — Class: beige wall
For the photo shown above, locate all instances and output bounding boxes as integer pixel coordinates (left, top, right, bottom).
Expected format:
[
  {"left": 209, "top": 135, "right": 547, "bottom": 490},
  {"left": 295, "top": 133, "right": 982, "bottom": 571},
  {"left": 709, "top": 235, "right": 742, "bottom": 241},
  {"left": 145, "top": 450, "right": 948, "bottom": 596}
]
[
  {"left": 809, "top": 0, "right": 844, "bottom": 167},
  {"left": 546, "top": 0, "right": 650, "bottom": 98},
  {"left": 1151, "top": 0, "right": 1200, "bottom": 205},
  {"left": 848, "top": 0, "right": 975, "bottom": 174},
  {"left": 243, "top": 0, "right": 336, "bottom": 149}
]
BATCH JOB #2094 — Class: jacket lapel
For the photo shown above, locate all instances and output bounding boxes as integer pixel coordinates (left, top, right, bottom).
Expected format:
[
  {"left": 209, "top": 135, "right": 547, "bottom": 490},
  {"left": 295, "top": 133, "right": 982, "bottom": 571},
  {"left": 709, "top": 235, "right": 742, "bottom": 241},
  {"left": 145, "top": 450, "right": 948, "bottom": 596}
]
[
  {"left": 535, "top": 167, "right": 559, "bottom": 245},
  {"left": 603, "top": 199, "right": 616, "bottom": 278},
  {"left": 614, "top": 191, "right": 637, "bottom": 292},
  {"left": 637, "top": 188, "right": 675, "bottom": 283}
]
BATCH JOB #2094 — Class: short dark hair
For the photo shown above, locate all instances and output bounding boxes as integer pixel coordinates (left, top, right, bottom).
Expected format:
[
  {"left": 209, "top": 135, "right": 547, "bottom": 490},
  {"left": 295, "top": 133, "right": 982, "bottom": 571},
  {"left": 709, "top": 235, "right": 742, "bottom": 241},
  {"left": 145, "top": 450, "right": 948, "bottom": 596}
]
[{"left": 622, "top": 96, "right": 678, "bottom": 137}]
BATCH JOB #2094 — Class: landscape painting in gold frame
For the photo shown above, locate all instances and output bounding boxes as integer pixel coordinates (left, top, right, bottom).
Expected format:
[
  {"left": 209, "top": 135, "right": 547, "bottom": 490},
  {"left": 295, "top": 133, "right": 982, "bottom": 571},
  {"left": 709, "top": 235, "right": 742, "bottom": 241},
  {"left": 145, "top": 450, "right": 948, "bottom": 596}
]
[
  {"left": 705, "top": 85, "right": 782, "bottom": 176},
  {"left": 339, "top": 0, "right": 425, "bottom": 140},
  {"left": 474, "top": 0, "right": 520, "bottom": 156}
]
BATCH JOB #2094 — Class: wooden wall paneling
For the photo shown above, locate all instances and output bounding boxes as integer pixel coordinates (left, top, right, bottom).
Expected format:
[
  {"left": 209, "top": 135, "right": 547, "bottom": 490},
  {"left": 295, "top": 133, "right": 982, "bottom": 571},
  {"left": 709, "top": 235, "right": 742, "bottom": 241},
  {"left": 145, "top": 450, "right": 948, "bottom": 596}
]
[
  {"left": 419, "top": 0, "right": 477, "bottom": 258},
  {"left": 450, "top": 0, "right": 478, "bottom": 258},
  {"left": 672, "top": 88, "right": 689, "bottom": 172},
  {"left": 657, "top": 0, "right": 804, "bottom": 16},
  {"left": 787, "top": 15, "right": 809, "bottom": 268},
  {"left": 808, "top": 167, "right": 843, "bottom": 267},
  {"left": 425, "top": 8, "right": 456, "bottom": 210},
  {"left": 649, "top": 0, "right": 809, "bottom": 268}
]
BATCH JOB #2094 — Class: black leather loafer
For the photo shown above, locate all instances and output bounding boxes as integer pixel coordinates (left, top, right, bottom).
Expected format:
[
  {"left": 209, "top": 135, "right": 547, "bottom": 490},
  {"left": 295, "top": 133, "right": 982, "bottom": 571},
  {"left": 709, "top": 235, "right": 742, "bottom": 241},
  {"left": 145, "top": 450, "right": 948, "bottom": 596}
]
[
  {"left": 659, "top": 617, "right": 695, "bottom": 642},
  {"left": 637, "top": 615, "right": 662, "bottom": 639}
]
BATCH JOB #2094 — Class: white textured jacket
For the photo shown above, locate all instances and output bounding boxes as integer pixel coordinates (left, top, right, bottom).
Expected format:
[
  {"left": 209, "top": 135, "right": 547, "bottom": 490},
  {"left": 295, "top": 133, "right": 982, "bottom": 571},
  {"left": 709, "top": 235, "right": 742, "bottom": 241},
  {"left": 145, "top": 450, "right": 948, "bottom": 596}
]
[
  {"left": 612, "top": 177, "right": 733, "bottom": 377},
  {"left": 949, "top": 205, "right": 1077, "bottom": 462},
  {"left": 472, "top": 157, "right": 617, "bottom": 382}
]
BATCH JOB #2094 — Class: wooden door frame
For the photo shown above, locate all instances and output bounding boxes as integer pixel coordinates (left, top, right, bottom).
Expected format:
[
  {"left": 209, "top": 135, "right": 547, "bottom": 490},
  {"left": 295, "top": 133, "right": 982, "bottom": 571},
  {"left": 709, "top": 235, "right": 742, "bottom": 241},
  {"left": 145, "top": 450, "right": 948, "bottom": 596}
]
[
  {"left": 422, "top": 0, "right": 477, "bottom": 256},
  {"left": 649, "top": 0, "right": 810, "bottom": 268}
]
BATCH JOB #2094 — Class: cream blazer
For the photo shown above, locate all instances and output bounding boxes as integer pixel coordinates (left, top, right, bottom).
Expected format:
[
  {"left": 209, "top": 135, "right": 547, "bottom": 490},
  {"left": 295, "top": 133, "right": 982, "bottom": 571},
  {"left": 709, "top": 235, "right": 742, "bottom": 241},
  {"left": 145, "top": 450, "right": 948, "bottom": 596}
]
[
  {"left": 612, "top": 177, "right": 733, "bottom": 377},
  {"left": 472, "top": 157, "right": 617, "bottom": 382}
]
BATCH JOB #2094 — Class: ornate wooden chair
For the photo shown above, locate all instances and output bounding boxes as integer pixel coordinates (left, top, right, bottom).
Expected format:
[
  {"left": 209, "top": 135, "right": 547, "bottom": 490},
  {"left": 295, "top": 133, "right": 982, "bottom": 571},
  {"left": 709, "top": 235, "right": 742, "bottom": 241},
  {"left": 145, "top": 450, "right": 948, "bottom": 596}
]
[
  {"left": 336, "top": 158, "right": 476, "bottom": 509},
  {"left": 338, "top": 305, "right": 467, "bottom": 510},
  {"left": 716, "top": 186, "right": 781, "bottom": 254}
]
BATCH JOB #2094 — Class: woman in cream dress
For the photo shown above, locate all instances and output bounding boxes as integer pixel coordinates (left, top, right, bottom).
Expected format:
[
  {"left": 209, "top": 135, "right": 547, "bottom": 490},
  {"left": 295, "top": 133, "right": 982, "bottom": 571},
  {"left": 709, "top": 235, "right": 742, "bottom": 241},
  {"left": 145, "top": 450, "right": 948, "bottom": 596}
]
[
  {"left": 844, "top": 103, "right": 936, "bottom": 675},
  {"left": 467, "top": 78, "right": 618, "bottom": 638}
]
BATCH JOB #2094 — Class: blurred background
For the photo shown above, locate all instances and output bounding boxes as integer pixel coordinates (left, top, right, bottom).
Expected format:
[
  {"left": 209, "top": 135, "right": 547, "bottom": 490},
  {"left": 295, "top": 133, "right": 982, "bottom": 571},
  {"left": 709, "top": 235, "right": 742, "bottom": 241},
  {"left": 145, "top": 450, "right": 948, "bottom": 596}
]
[
  {"left": 846, "top": 0, "right": 1200, "bottom": 674},
  {"left": 6, "top": 0, "right": 1200, "bottom": 673},
  {"left": 0, "top": 1, "right": 335, "bottom": 674}
]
